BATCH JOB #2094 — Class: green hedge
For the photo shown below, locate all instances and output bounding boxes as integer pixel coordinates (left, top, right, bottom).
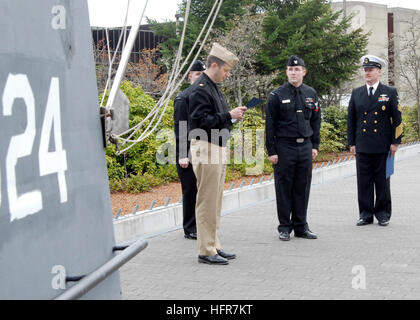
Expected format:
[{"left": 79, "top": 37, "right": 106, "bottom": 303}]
[
  {"left": 317, "top": 105, "right": 348, "bottom": 161},
  {"left": 103, "top": 81, "right": 178, "bottom": 193},
  {"left": 402, "top": 105, "right": 419, "bottom": 143},
  {"left": 322, "top": 105, "right": 348, "bottom": 149}
]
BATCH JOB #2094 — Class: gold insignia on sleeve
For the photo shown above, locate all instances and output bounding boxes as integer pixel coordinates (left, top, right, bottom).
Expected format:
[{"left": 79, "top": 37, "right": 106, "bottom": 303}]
[{"left": 395, "top": 123, "right": 403, "bottom": 139}]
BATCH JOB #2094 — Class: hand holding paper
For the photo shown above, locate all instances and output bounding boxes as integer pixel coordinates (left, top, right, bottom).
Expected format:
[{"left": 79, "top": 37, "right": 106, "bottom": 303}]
[
  {"left": 231, "top": 97, "right": 264, "bottom": 123},
  {"left": 390, "top": 144, "right": 399, "bottom": 157},
  {"left": 230, "top": 106, "right": 247, "bottom": 123}
]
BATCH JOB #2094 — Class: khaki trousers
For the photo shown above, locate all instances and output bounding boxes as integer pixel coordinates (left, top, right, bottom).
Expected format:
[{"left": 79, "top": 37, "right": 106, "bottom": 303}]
[{"left": 190, "top": 139, "right": 227, "bottom": 256}]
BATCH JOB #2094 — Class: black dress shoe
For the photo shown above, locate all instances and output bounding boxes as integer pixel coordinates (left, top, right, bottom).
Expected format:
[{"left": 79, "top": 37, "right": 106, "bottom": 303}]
[
  {"left": 184, "top": 232, "right": 197, "bottom": 240},
  {"left": 294, "top": 230, "right": 318, "bottom": 239},
  {"left": 356, "top": 219, "right": 373, "bottom": 226},
  {"left": 378, "top": 219, "right": 389, "bottom": 226},
  {"left": 279, "top": 232, "right": 291, "bottom": 241},
  {"left": 198, "top": 254, "right": 228, "bottom": 265},
  {"left": 217, "top": 249, "right": 236, "bottom": 260}
]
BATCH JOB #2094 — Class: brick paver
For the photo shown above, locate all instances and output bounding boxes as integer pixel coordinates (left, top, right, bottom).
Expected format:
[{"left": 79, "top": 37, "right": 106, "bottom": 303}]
[{"left": 120, "top": 153, "right": 420, "bottom": 299}]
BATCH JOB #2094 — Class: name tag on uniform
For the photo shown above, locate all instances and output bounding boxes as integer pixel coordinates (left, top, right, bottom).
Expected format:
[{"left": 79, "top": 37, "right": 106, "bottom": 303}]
[{"left": 282, "top": 99, "right": 291, "bottom": 103}]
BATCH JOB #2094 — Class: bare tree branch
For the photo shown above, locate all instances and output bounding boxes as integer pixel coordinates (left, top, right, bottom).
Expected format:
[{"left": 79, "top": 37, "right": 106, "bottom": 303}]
[
  {"left": 393, "top": 16, "right": 420, "bottom": 135},
  {"left": 206, "top": 5, "right": 279, "bottom": 110}
]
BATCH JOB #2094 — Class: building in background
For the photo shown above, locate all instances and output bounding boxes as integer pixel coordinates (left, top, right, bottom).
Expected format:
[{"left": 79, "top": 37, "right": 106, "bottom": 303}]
[
  {"left": 92, "top": 25, "right": 167, "bottom": 95},
  {"left": 92, "top": 24, "right": 163, "bottom": 64},
  {"left": 331, "top": 1, "right": 420, "bottom": 105}
]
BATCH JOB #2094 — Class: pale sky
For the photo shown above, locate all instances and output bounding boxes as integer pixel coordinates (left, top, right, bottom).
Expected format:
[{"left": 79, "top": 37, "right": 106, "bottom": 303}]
[
  {"left": 88, "top": 0, "right": 183, "bottom": 27},
  {"left": 88, "top": 0, "right": 420, "bottom": 27}
]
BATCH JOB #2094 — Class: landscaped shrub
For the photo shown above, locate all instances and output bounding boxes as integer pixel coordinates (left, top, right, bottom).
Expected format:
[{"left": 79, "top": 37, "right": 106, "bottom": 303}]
[
  {"left": 318, "top": 122, "right": 346, "bottom": 161},
  {"left": 402, "top": 105, "right": 419, "bottom": 143},
  {"left": 102, "top": 81, "right": 175, "bottom": 192},
  {"left": 322, "top": 105, "right": 348, "bottom": 151}
]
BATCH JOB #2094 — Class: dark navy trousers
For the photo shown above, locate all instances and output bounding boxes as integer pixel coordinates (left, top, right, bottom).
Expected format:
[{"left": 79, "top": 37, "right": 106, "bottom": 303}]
[
  {"left": 356, "top": 152, "right": 391, "bottom": 222},
  {"left": 176, "top": 162, "right": 197, "bottom": 234},
  {"left": 273, "top": 139, "right": 313, "bottom": 234}
]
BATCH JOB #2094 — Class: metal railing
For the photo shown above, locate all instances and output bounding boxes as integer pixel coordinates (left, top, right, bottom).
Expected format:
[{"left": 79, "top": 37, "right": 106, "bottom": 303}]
[{"left": 54, "top": 238, "right": 148, "bottom": 300}]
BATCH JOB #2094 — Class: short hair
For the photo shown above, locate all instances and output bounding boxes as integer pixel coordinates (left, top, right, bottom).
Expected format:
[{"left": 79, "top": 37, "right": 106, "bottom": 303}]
[
  {"left": 206, "top": 55, "right": 226, "bottom": 68},
  {"left": 287, "top": 65, "right": 306, "bottom": 71}
]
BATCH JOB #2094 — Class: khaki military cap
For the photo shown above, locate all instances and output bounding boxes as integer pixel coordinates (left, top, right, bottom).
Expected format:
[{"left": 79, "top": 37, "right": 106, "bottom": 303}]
[{"left": 209, "top": 42, "right": 239, "bottom": 68}]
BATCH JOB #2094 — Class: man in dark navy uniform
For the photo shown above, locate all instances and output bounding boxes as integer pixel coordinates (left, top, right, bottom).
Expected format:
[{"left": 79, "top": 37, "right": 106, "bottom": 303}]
[
  {"left": 347, "top": 55, "right": 402, "bottom": 227},
  {"left": 265, "top": 55, "right": 321, "bottom": 241},
  {"left": 174, "top": 60, "right": 206, "bottom": 240}
]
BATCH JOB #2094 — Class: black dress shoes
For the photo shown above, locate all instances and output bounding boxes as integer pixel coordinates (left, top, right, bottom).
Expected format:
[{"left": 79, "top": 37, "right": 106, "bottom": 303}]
[
  {"left": 217, "top": 249, "right": 236, "bottom": 260},
  {"left": 279, "top": 232, "right": 291, "bottom": 241},
  {"left": 294, "top": 230, "right": 318, "bottom": 239},
  {"left": 198, "top": 254, "right": 229, "bottom": 265},
  {"left": 184, "top": 232, "right": 197, "bottom": 240},
  {"left": 378, "top": 219, "right": 390, "bottom": 226},
  {"left": 356, "top": 218, "right": 373, "bottom": 226}
]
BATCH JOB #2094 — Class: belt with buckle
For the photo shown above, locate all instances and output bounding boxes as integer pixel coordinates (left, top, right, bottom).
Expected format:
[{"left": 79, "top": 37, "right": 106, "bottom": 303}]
[{"left": 276, "top": 137, "right": 307, "bottom": 144}]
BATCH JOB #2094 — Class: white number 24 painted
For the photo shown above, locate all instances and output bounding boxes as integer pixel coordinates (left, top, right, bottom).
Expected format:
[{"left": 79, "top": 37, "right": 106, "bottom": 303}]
[{"left": 1, "top": 74, "right": 68, "bottom": 222}]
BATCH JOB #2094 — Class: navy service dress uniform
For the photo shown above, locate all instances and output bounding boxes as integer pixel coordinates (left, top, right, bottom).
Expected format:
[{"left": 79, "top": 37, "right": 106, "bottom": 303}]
[
  {"left": 265, "top": 56, "right": 321, "bottom": 237},
  {"left": 347, "top": 55, "right": 403, "bottom": 225},
  {"left": 174, "top": 60, "right": 206, "bottom": 239}
]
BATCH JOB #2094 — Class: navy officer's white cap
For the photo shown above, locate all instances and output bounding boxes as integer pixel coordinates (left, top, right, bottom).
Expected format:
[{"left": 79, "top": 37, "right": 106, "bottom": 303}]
[{"left": 361, "top": 55, "right": 386, "bottom": 69}]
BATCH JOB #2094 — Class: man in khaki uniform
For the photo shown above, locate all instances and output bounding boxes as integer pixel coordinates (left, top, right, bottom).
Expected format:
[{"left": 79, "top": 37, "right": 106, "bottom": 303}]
[{"left": 188, "top": 43, "right": 247, "bottom": 265}]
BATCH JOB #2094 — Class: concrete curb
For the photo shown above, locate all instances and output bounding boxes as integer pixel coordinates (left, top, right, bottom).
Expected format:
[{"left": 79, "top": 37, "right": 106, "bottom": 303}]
[{"left": 113, "top": 143, "right": 420, "bottom": 243}]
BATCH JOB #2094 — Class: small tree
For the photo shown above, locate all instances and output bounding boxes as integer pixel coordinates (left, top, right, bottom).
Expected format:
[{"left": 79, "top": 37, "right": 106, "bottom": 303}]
[
  {"left": 126, "top": 48, "right": 168, "bottom": 96},
  {"left": 394, "top": 17, "right": 420, "bottom": 136},
  {"left": 207, "top": 6, "right": 278, "bottom": 109},
  {"left": 94, "top": 44, "right": 167, "bottom": 97}
]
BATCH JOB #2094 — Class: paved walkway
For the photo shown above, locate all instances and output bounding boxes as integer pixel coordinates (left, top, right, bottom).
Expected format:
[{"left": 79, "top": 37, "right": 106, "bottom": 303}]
[{"left": 120, "top": 153, "right": 420, "bottom": 300}]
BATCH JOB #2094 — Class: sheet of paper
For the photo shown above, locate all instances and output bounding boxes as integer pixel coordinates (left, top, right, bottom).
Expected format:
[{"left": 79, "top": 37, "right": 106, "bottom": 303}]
[
  {"left": 246, "top": 97, "right": 264, "bottom": 109},
  {"left": 386, "top": 151, "right": 394, "bottom": 179}
]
